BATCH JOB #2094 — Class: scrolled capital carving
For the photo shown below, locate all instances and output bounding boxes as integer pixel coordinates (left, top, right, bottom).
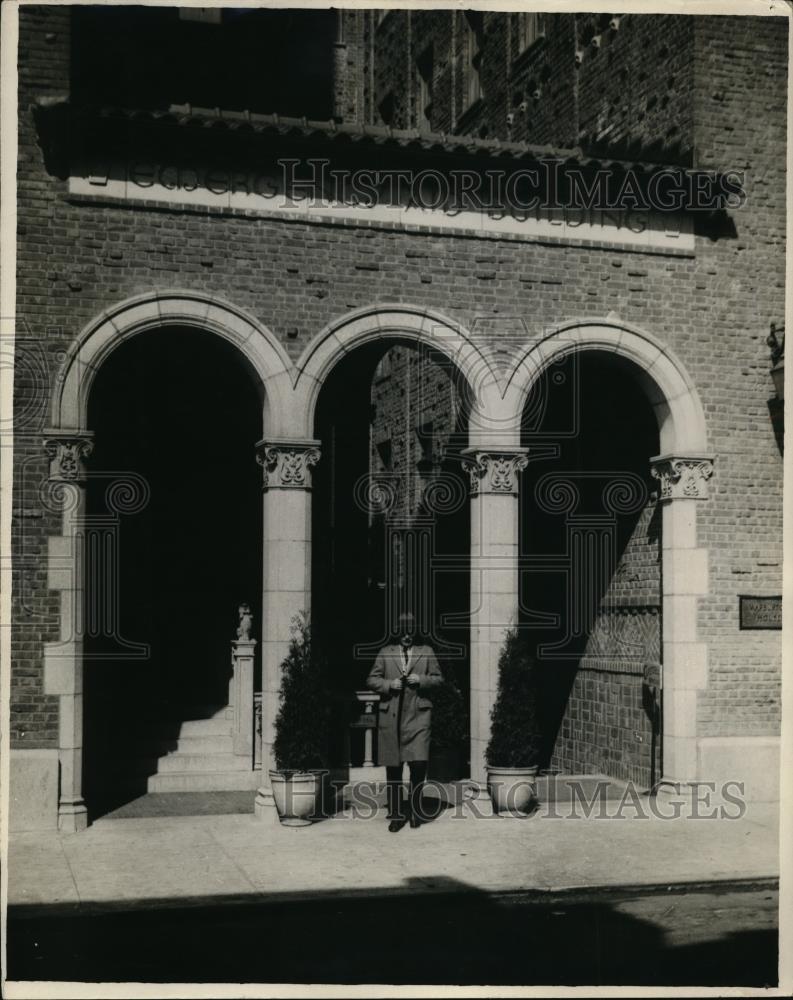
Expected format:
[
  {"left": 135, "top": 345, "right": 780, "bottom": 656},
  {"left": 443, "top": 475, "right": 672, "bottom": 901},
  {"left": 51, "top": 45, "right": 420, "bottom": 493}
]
[
  {"left": 650, "top": 455, "right": 714, "bottom": 501},
  {"left": 255, "top": 438, "right": 321, "bottom": 490},
  {"left": 43, "top": 432, "right": 94, "bottom": 483},
  {"left": 461, "top": 448, "right": 529, "bottom": 496}
]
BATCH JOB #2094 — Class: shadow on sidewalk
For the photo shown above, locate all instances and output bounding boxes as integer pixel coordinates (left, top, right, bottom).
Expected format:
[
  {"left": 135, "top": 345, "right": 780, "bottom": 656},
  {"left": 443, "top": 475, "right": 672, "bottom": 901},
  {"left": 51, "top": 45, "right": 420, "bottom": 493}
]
[{"left": 7, "top": 878, "right": 778, "bottom": 987}]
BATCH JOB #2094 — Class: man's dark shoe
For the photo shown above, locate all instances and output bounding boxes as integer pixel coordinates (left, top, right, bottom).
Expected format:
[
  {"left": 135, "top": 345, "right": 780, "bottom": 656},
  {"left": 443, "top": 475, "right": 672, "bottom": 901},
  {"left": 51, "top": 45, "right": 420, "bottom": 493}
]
[{"left": 388, "top": 818, "right": 406, "bottom": 833}]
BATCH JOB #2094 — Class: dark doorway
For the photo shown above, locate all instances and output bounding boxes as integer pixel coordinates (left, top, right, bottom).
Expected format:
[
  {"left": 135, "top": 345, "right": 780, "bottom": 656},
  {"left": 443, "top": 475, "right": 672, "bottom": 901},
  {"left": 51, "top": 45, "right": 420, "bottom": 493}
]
[
  {"left": 521, "top": 351, "right": 662, "bottom": 786},
  {"left": 312, "top": 341, "right": 471, "bottom": 775},
  {"left": 83, "top": 327, "right": 263, "bottom": 818}
]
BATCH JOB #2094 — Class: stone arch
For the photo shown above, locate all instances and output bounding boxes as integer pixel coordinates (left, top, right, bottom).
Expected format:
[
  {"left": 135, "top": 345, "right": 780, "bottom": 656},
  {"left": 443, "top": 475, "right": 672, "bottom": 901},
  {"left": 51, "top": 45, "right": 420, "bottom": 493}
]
[
  {"left": 505, "top": 317, "right": 709, "bottom": 455},
  {"left": 45, "top": 290, "right": 293, "bottom": 831},
  {"left": 51, "top": 290, "right": 293, "bottom": 432},
  {"left": 297, "top": 304, "right": 491, "bottom": 778},
  {"left": 291, "top": 304, "right": 508, "bottom": 444},
  {"left": 508, "top": 317, "right": 713, "bottom": 788}
]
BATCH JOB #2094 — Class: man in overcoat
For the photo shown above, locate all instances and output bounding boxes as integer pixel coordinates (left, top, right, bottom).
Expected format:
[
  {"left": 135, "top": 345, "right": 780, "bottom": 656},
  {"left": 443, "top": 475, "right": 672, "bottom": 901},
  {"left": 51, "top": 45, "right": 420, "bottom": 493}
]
[{"left": 366, "top": 613, "right": 443, "bottom": 831}]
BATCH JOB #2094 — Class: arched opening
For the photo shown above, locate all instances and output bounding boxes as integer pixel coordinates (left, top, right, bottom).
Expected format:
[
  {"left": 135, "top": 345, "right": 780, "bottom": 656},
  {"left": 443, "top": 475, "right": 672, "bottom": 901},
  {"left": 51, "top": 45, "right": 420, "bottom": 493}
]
[
  {"left": 82, "top": 326, "right": 263, "bottom": 818},
  {"left": 520, "top": 350, "right": 662, "bottom": 788},
  {"left": 312, "top": 338, "right": 472, "bottom": 780}
]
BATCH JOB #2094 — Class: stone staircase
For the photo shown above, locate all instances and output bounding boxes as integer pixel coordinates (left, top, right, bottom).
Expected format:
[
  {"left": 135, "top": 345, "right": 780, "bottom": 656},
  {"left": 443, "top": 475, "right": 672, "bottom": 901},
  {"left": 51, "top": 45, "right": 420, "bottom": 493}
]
[{"left": 140, "top": 705, "right": 260, "bottom": 793}]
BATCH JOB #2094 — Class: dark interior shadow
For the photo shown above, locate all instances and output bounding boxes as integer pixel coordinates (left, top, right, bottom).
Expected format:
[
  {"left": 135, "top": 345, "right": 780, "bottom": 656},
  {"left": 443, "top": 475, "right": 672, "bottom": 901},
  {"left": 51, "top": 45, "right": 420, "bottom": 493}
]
[
  {"left": 521, "top": 353, "right": 662, "bottom": 785},
  {"left": 83, "top": 327, "right": 263, "bottom": 820},
  {"left": 70, "top": 6, "right": 337, "bottom": 117},
  {"left": 313, "top": 339, "right": 471, "bottom": 772}
]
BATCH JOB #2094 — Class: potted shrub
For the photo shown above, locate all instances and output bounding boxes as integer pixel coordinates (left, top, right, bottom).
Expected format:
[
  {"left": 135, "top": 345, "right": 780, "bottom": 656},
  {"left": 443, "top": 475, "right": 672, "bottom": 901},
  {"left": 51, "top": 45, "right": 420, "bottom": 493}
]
[
  {"left": 428, "top": 664, "right": 468, "bottom": 781},
  {"left": 485, "top": 628, "right": 542, "bottom": 815},
  {"left": 270, "top": 613, "right": 330, "bottom": 826}
]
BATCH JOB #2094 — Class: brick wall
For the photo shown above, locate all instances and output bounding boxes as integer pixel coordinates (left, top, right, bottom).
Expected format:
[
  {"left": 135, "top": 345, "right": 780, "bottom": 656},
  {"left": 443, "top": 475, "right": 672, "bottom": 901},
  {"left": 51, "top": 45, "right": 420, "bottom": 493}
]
[
  {"left": 691, "top": 15, "right": 786, "bottom": 738},
  {"left": 12, "top": 4, "right": 71, "bottom": 747},
  {"left": 12, "top": 9, "right": 786, "bottom": 762},
  {"left": 550, "top": 503, "right": 662, "bottom": 785},
  {"left": 370, "top": 345, "right": 460, "bottom": 518},
  {"left": 553, "top": 670, "right": 660, "bottom": 785},
  {"left": 575, "top": 13, "right": 693, "bottom": 161},
  {"left": 336, "top": 10, "right": 366, "bottom": 124},
  {"left": 363, "top": 11, "right": 694, "bottom": 161}
]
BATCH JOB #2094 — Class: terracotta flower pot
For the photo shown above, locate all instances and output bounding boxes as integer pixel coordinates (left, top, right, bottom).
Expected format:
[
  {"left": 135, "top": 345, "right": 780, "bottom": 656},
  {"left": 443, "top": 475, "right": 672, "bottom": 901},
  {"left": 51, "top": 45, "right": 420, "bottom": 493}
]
[
  {"left": 486, "top": 765, "right": 540, "bottom": 815},
  {"left": 269, "top": 769, "right": 323, "bottom": 826}
]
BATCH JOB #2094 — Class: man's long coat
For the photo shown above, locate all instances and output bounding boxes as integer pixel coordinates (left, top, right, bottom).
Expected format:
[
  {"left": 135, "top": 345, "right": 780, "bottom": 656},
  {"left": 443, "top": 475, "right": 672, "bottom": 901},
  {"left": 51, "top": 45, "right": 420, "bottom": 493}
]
[{"left": 366, "top": 644, "right": 443, "bottom": 766}]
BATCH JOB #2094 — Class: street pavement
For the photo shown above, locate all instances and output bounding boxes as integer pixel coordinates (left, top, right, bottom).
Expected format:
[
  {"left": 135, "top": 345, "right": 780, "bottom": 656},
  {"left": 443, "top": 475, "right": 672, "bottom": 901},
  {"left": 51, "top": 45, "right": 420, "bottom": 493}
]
[{"left": 5, "top": 790, "right": 780, "bottom": 986}]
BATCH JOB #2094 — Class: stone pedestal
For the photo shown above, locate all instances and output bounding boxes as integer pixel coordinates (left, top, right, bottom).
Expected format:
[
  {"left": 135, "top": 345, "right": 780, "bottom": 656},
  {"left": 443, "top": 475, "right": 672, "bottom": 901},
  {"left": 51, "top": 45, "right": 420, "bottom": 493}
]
[
  {"left": 462, "top": 448, "right": 528, "bottom": 783},
  {"left": 231, "top": 639, "right": 256, "bottom": 759},
  {"left": 9, "top": 749, "right": 60, "bottom": 831},
  {"left": 254, "top": 439, "right": 320, "bottom": 818}
]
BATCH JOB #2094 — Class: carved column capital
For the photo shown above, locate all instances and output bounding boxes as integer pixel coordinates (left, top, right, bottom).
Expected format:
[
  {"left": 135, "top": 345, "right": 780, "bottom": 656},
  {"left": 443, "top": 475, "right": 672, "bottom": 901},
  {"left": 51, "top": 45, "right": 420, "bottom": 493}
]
[
  {"left": 461, "top": 448, "right": 529, "bottom": 496},
  {"left": 255, "top": 438, "right": 321, "bottom": 490},
  {"left": 650, "top": 455, "right": 714, "bottom": 501},
  {"left": 43, "top": 431, "right": 94, "bottom": 482}
]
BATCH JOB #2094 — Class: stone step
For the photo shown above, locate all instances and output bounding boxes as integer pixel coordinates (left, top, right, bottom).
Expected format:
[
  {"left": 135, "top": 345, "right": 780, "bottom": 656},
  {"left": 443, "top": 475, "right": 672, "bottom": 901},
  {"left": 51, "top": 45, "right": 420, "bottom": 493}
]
[
  {"left": 156, "top": 752, "right": 252, "bottom": 774},
  {"left": 163, "top": 715, "right": 234, "bottom": 737},
  {"left": 348, "top": 765, "right": 387, "bottom": 784},
  {"left": 172, "top": 734, "right": 235, "bottom": 755},
  {"left": 128, "top": 734, "right": 235, "bottom": 756},
  {"left": 178, "top": 705, "right": 232, "bottom": 719},
  {"left": 140, "top": 706, "right": 233, "bottom": 733},
  {"left": 147, "top": 769, "right": 261, "bottom": 793}
]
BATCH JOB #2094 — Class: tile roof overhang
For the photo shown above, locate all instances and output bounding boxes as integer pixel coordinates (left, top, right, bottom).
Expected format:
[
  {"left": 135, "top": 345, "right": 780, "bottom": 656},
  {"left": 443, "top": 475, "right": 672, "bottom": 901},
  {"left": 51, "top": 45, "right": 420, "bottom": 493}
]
[{"left": 34, "top": 101, "right": 734, "bottom": 225}]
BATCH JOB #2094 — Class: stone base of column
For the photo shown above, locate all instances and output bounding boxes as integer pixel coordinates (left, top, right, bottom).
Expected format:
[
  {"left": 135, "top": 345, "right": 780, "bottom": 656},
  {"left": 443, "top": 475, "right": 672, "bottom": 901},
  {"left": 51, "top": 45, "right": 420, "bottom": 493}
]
[
  {"left": 449, "top": 781, "right": 499, "bottom": 820},
  {"left": 469, "top": 740, "right": 488, "bottom": 786},
  {"left": 58, "top": 799, "right": 88, "bottom": 833},
  {"left": 460, "top": 780, "right": 489, "bottom": 801},
  {"left": 254, "top": 785, "right": 279, "bottom": 823}
]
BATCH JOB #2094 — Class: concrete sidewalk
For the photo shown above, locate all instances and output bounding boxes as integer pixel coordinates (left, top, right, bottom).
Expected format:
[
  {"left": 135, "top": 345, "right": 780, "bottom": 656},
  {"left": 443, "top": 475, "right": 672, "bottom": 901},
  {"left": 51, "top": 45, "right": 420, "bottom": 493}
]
[{"left": 7, "top": 790, "right": 779, "bottom": 913}]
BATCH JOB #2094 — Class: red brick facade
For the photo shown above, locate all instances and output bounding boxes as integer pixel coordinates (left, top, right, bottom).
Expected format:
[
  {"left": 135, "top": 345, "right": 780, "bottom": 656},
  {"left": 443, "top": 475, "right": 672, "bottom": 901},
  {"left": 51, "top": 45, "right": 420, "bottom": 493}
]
[
  {"left": 11, "top": 8, "right": 786, "bottom": 799},
  {"left": 355, "top": 9, "right": 693, "bottom": 161}
]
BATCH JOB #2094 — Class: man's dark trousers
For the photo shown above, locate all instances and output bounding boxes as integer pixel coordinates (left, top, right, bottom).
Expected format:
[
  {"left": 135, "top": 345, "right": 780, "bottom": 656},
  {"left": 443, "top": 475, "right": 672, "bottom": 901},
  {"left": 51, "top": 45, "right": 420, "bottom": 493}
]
[{"left": 386, "top": 762, "right": 427, "bottom": 821}]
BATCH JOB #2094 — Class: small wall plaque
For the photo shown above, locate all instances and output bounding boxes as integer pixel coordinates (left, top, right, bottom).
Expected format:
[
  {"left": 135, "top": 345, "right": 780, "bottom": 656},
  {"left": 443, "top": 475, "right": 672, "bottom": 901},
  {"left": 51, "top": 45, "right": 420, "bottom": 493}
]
[{"left": 739, "top": 595, "right": 782, "bottom": 630}]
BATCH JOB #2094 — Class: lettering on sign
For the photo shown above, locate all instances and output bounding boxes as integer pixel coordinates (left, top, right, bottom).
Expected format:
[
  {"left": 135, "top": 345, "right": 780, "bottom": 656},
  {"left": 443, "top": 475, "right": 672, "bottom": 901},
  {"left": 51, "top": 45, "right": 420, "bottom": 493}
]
[
  {"left": 738, "top": 595, "right": 782, "bottom": 630},
  {"left": 68, "top": 158, "right": 695, "bottom": 253}
]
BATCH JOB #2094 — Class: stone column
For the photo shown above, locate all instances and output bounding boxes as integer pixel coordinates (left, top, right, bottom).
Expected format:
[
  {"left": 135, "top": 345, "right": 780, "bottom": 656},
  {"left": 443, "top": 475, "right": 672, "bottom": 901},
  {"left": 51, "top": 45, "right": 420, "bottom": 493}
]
[
  {"left": 42, "top": 431, "right": 94, "bottom": 832},
  {"left": 461, "top": 448, "right": 529, "bottom": 784},
  {"left": 650, "top": 455, "right": 714, "bottom": 787},
  {"left": 253, "top": 438, "right": 321, "bottom": 818}
]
